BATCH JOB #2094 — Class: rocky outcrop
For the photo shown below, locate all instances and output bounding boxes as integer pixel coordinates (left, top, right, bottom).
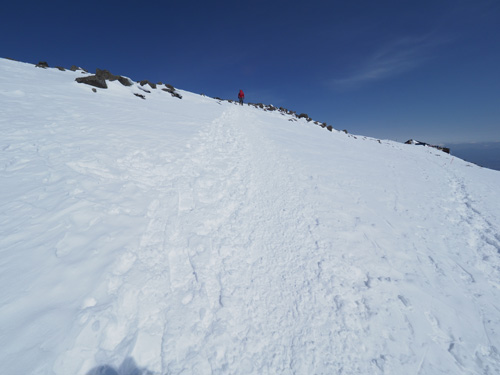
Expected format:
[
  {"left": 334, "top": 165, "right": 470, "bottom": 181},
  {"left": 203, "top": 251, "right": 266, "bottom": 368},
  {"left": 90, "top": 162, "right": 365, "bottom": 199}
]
[
  {"left": 75, "top": 75, "right": 108, "bottom": 89},
  {"left": 139, "top": 80, "right": 156, "bottom": 89},
  {"left": 405, "top": 139, "right": 450, "bottom": 154},
  {"left": 35, "top": 61, "right": 49, "bottom": 69},
  {"left": 72, "top": 67, "right": 182, "bottom": 100},
  {"left": 297, "top": 113, "right": 312, "bottom": 122},
  {"left": 96, "top": 69, "right": 133, "bottom": 86},
  {"left": 75, "top": 68, "right": 133, "bottom": 89},
  {"left": 162, "top": 84, "right": 182, "bottom": 99},
  {"left": 214, "top": 100, "right": 336, "bottom": 133},
  {"left": 70, "top": 65, "right": 88, "bottom": 72}
]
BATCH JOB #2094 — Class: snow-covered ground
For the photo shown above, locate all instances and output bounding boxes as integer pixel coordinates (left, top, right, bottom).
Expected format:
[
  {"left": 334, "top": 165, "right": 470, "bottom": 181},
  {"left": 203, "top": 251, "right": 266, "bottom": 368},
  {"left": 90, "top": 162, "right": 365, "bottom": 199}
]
[{"left": 1, "top": 57, "right": 500, "bottom": 375}]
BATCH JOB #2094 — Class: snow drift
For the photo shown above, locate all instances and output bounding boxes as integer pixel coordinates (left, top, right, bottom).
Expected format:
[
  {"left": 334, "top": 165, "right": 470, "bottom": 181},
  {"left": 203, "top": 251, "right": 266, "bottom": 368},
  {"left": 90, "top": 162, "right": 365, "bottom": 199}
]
[{"left": 1, "top": 58, "right": 500, "bottom": 374}]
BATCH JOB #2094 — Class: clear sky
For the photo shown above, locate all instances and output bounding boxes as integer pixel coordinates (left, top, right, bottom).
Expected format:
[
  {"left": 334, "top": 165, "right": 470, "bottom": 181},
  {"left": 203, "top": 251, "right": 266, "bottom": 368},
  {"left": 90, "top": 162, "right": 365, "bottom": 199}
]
[{"left": 2, "top": 0, "right": 499, "bottom": 144}]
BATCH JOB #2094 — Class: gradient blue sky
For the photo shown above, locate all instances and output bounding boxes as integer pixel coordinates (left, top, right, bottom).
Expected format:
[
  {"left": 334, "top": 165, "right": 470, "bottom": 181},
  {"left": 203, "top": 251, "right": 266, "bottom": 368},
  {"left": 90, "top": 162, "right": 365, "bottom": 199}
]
[{"left": 2, "top": 0, "right": 499, "bottom": 144}]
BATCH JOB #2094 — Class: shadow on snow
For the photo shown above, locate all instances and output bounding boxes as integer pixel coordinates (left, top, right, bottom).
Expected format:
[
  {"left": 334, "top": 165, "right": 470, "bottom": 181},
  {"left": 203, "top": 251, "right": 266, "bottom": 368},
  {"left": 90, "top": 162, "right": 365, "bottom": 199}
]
[{"left": 86, "top": 357, "right": 152, "bottom": 375}]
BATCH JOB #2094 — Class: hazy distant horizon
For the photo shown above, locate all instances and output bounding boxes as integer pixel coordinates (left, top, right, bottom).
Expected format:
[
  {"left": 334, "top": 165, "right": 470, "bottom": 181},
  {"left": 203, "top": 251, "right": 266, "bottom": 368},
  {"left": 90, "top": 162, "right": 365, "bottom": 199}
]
[{"left": 445, "top": 142, "right": 500, "bottom": 171}]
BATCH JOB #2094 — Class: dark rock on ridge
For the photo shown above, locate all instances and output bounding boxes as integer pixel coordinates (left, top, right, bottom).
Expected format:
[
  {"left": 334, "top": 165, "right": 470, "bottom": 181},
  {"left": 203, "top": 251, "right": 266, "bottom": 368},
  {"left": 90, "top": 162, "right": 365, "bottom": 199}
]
[
  {"left": 75, "top": 75, "right": 108, "bottom": 89},
  {"left": 139, "top": 80, "right": 156, "bottom": 89},
  {"left": 405, "top": 139, "right": 450, "bottom": 154},
  {"left": 70, "top": 65, "right": 87, "bottom": 72},
  {"left": 162, "top": 84, "right": 182, "bottom": 99},
  {"left": 96, "top": 69, "right": 132, "bottom": 86},
  {"left": 75, "top": 68, "right": 133, "bottom": 88}
]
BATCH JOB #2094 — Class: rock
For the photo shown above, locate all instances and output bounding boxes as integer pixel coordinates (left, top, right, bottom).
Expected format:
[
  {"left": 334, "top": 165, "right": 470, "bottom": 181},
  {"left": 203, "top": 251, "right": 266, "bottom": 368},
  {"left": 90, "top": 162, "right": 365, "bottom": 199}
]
[
  {"left": 161, "top": 84, "right": 182, "bottom": 99},
  {"left": 161, "top": 88, "right": 182, "bottom": 99},
  {"left": 96, "top": 69, "right": 132, "bottom": 86},
  {"left": 405, "top": 139, "right": 450, "bottom": 154},
  {"left": 75, "top": 75, "right": 108, "bottom": 89},
  {"left": 139, "top": 80, "right": 156, "bottom": 89},
  {"left": 35, "top": 61, "right": 49, "bottom": 68},
  {"left": 75, "top": 68, "right": 133, "bottom": 89},
  {"left": 95, "top": 68, "right": 118, "bottom": 80},
  {"left": 70, "top": 65, "right": 88, "bottom": 72},
  {"left": 117, "top": 76, "right": 133, "bottom": 86}
]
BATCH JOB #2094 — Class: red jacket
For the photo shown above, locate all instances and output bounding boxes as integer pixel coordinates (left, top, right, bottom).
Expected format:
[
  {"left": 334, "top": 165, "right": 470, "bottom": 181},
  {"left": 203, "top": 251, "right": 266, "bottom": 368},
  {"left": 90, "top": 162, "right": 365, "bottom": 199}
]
[{"left": 238, "top": 90, "right": 244, "bottom": 99}]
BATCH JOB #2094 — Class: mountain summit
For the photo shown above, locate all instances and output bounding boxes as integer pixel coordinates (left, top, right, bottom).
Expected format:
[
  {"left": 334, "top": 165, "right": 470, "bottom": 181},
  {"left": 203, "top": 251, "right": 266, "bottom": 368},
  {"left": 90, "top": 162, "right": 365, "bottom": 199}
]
[{"left": 1, "top": 58, "right": 500, "bottom": 374}]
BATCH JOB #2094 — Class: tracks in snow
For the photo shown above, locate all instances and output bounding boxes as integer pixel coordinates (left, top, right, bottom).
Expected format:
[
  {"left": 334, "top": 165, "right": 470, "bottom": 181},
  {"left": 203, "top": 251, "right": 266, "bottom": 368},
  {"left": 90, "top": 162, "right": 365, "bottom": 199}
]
[
  {"left": 111, "top": 108, "right": 253, "bottom": 373},
  {"left": 62, "top": 107, "right": 326, "bottom": 374},
  {"left": 413, "top": 165, "right": 500, "bottom": 372},
  {"left": 56, "top": 107, "right": 500, "bottom": 375}
]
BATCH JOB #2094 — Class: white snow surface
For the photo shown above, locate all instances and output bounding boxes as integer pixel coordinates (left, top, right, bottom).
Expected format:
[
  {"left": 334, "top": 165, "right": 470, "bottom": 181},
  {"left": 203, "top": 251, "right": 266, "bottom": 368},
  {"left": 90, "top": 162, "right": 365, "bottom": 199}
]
[{"left": 1, "top": 57, "right": 500, "bottom": 375}]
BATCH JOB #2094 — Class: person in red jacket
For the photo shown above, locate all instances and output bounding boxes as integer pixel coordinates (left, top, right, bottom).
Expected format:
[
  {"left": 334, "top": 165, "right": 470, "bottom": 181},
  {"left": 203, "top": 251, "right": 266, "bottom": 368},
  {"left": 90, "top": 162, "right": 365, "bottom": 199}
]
[{"left": 238, "top": 89, "right": 245, "bottom": 105}]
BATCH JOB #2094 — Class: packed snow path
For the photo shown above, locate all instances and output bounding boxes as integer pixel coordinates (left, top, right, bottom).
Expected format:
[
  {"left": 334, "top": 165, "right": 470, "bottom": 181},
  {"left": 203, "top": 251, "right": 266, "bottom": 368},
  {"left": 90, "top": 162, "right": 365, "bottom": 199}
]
[{"left": 1, "top": 59, "right": 500, "bottom": 374}]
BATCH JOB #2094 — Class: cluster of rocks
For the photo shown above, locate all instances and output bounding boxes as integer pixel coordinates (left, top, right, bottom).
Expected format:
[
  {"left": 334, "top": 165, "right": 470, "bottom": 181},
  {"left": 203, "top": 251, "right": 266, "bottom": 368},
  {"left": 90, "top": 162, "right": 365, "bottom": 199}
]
[
  {"left": 134, "top": 80, "right": 182, "bottom": 99},
  {"left": 75, "top": 70, "right": 182, "bottom": 99},
  {"left": 75, "top": 68, "right": 133, "bottom": 89},
  {"left": 35, "top": 61, "right": 87, "bottom": 73},
  {"left": 161, "top": 83, "right": 182, "bottom": 99},
  {"left": 405, "top": 139, "right": 450, "bottom": 154},
  {"left": 293, "top": 112, "right": 333, "bottom": 131},
  {"left": 31, "top": 60, "right": 352, "bottom": 136},
  {"left": 212, "top": 98, "right": 336, "bottom": 133},
  {"left": 35, "top": 61, "right": 49, "bottom": 69},
  {"left": 32, "top": 61, "right": 182, "bottom": 100}
]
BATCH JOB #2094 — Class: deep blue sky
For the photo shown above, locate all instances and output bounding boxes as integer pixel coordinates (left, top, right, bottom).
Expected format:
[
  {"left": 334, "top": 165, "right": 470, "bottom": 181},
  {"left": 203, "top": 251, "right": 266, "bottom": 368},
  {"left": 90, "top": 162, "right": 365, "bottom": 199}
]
[{"left": 2, "top": 0, "right": 499, "bottom": 144}]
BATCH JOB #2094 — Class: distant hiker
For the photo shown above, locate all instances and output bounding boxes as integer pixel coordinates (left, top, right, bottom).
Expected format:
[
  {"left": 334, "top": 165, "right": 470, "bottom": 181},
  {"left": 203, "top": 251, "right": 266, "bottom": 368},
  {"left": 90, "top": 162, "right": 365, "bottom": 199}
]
[{"left": 238, "top": 89, "right": 245, "bottom": 105}]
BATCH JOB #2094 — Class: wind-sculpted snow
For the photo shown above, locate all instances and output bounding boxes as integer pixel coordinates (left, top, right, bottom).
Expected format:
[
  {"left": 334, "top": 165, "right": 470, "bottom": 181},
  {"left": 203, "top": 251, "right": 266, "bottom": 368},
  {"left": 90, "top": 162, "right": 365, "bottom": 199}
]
[{"left": 1, "top": 58, "right": 500, "bottom": 374}]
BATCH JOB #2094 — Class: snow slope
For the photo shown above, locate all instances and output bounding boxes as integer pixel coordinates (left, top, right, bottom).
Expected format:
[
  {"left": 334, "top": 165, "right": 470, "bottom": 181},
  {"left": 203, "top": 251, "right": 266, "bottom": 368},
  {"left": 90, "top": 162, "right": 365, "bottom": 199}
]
[{"left": 1, "top": 58, "right": 500, "bottom": 374}]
